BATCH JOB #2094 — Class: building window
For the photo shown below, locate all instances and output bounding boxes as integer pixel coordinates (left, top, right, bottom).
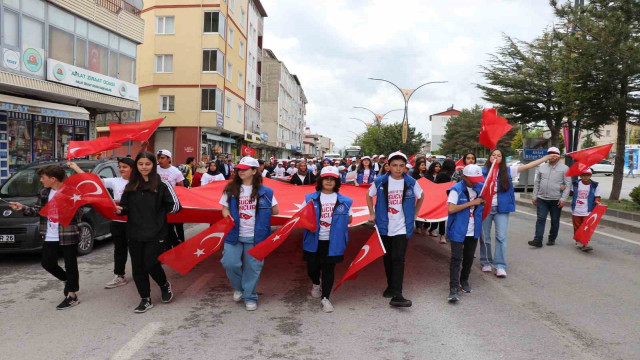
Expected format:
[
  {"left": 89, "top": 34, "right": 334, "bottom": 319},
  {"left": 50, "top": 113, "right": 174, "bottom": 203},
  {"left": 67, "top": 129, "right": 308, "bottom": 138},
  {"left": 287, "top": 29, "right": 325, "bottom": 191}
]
[
  {"left": 225, "top": 98, "right": 231, "bottom": 117},
  {"left": 89, "top": 42, "right": 108, "bottom": 75},
  {"left": 156, "top": 16, "right": 175, "bottom": 34},
  {"left": 239, "top": 40, "right": 245, "bottom": 58},
  {"left": 241, "top": 8, "right": 246, "bottom": 24},
  {"left": 238, "top": 72, "right": 243, "bottom": 89},
  {"left": 160, "top": 96, "right": 175, "bottom": 112},
  {"left": 3, "top": 10, "right": 19, "bottom": 47},
  {"left": 109, "top": 51, "right": 118, "bottom": 77},
  {"left": 227, "top": 62, "right": 233, "bottom": 81},
  {"left": 228, "top": 27, "right": 234, "bottom": 46},
  {"left": 204, "top": 11, "right": 225, "bottom": 36},
  {"left": 202, "top": 49, "right": 224, "bottom": 73},
  {"left": 76, "top": 38, "right": 87, "bottom": 68},
  {"left": 49, "top": 26, "right": 75, "bottom": 64},
  {"left": 237, "top": 104, "right": 242, "bottom": 122},
  {"left": 230, "top": 0, "right": 235, "bottom": 12},
  {"left": 201, "top": 88, "right": 221, "bottom": 111},
  {"left": 155, "top": 55, "right": 173, "bottom": 73},
  {"left": 119, "top": 54, "right": 135, "bottom": 82},
  {"left": 22, "top": 16, "right": 44, "bottom": 49}
]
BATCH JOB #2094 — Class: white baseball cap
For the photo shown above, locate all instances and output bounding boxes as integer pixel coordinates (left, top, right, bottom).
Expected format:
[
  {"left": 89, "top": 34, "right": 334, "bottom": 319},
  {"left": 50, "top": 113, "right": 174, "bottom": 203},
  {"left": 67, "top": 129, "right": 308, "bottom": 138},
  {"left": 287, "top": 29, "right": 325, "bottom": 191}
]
[
  {"left": 372, "top": 154, "right": 378, "bottom": 158},
  {"left": 387, "top": 151, "right": 408, "bottom": 162},
  {"left": 361, "top": 156, "right": 371, "bottom": 161},
  {"left": 351, "top": 157, "right": 356, "bottom": 161},
  {"left": 379, "top": 155, "right": 386, "bottom": 159},
  {"left": 581, "top": 168, "right": 592, "bottom": 175},
  {"left": 235, "top": 156, "right": 259, "bottom": 170},
  {"left": 157, "top": 149, "right": 172, "bottom": 158},
  {"left": 338, "top": 165, "right": 346, "bottom": 171},
  {"left": 547, "top": 147, "right": 560, "bottom": 155},
  {"left": 320, "top": 166, "right": 340, "bottom": 178},
  {"left": 463, "top": 164, "right": 484, "bottom": 183},
  {"left": 277, "top": 162, "right": 283, "bottom": 165}
]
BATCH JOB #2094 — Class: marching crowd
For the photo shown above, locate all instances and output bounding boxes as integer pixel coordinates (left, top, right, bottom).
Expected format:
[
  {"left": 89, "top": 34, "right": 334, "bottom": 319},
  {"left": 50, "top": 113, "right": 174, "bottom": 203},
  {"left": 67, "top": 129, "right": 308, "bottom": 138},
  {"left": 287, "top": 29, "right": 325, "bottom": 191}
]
[{"left": 7, "top": 146, "right": 601, "bottom": 313}]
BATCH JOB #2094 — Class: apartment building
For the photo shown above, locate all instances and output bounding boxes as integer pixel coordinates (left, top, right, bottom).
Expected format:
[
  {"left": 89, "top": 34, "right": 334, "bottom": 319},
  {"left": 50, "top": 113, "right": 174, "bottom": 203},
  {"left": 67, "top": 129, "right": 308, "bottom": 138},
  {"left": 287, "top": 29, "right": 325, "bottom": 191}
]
[
  {"left": 0, "top": 0, "right": 144, "bottom": 182},
  {"left": 429, "top": 106, "right": 460, "bottom": 152}
]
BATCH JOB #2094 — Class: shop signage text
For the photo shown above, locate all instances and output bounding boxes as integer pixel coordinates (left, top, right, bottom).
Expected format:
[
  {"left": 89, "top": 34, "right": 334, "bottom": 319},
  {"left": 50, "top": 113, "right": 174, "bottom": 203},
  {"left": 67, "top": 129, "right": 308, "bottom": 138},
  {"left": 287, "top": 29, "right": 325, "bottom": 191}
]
[{"left": 0, "top": 102, "right": 89, "bottom": 120}]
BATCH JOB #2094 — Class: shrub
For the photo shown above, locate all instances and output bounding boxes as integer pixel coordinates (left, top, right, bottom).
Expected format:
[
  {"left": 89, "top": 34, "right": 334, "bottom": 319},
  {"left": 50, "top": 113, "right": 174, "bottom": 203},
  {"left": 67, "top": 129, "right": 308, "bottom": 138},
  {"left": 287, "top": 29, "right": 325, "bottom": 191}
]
[{"left": 630, "top": 185, "right": 640, "bottom": 207}]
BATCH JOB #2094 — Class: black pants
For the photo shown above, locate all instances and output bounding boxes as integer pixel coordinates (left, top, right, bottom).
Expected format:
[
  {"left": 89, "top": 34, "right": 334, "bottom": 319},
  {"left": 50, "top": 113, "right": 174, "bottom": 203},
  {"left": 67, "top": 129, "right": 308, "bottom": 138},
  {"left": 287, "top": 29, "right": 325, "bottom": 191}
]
[
  {"left": 429, "top": 221, "right": 445, "bottom": 235},
  {"left": 111, "top": 221, "right": 128, "bottom": 276},
  {"left": 307, "top": 261, "right": 336, "bottom": 299},
  {"left": 41, "top": 242, "right": 79, "bottom": 295},
  {"left": 168, "top": 223, "right": 185, "bottom": 249},
  {"left": 381, "top": 234, "right": 409, "bottom": 297},
  {"left": 450, "top": 236, "right": 478, "bottom": 289},
  {"left": 128, "top": 239, "right": 167, "bottom": 299}
]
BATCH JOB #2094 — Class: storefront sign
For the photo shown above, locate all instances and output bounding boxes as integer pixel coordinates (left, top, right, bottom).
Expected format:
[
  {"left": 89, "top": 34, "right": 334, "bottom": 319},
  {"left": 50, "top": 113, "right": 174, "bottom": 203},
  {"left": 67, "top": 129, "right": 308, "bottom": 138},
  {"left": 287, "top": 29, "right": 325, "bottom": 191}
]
[
  {"left": 259, "top": 131, "right": 269, "bottom": 142},
  {"left": 21, "top": 48, "right": 45, "bottom": 77},
  {"left": 46, "top": 59, "right": 139, "bottom": 101},
  {"left": 96, "top": 110, "right": 138, "bottom": 127},
  {"left": 0, "top": 102, "right": 89, "bottom": 120},
  {"left": 185, "top": 146, "right": 194, "bottom": 153},
  {"left": 216, "top": 113, "right": 224, "bottom": 128},
  {"left": 2, "top": 49, "right": 20, "bottom": 70}
]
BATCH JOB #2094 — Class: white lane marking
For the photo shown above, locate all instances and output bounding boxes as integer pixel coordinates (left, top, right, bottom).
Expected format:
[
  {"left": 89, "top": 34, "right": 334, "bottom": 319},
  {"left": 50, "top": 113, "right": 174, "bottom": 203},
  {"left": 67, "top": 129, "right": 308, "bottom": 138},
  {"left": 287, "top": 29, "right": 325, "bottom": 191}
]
[
  {"left": 184, "top": 274, "right": 214, "bottom": 296},
  {"left": 111, "top": 322, "right": 163, "bottom": 360},
  {"left": 515, "top": 210, "right": 640, "bottom": 246}
]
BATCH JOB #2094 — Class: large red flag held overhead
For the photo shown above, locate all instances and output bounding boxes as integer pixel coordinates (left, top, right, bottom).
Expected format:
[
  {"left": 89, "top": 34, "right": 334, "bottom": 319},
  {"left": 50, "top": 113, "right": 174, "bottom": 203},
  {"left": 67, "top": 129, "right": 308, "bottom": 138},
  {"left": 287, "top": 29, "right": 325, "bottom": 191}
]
[
  {"left": 415, "top": 178, "right": 455, "bottom": 222},
  {"left": 108, "top": 118, "right": 164, "bottom": 143},
  {"left": 565, "top": 144, "right": 614, "bottom": 177},
  {"left": 333, "top": 227, "right": 386, "bottom": 292},
  {"left": 478, "top": 108, "right": 513, "bottom": 150},
  {"left": 574, "top": 204, "right": 607, "bottom": 245},
  {"left": 247, "top": 201, "right": 316, "bottom": 261},
  {"left": 455, "top": 157, "right": 465, "bottom": 171},
  {"left": 241, "top": 145, "right": 257, "bottom": 157},
  {"left": 159, "top": 217, "right": 235, "bottom": 274},
  {"left": 67, "top": 137, "right": 122, "bottom": 160},
  {"left": 40, "top": 173, "right": 116, "bottom": 226},
  {"left": 479, "top": 160, "right": 498, "bottom": 220}
]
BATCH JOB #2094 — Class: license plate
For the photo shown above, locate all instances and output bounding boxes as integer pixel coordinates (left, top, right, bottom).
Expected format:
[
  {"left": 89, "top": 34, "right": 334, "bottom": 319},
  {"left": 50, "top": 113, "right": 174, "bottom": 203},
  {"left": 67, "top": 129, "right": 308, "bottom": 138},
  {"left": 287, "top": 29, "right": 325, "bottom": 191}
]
[{"left": 0, "top": 235, "right": 15, "bottom": 243}]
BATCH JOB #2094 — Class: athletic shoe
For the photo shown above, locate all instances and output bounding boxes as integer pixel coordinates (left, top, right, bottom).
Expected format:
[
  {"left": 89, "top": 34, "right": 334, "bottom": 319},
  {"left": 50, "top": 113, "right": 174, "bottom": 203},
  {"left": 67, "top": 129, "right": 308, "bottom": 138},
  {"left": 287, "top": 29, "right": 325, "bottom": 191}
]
[
  {"left": 389, "top": 296, "right": 412, "bottom": 307},
  {"left": 447, "top": 288, "right": 459, "bottom": 302},
  {"left": 134, "top": 298, "right": 153, "bottom": 313},
  {"left": 439, "top": 235, "right": 446, "bottom": 244},
  {"left": 546, "top": 240, "right": 556, "bottom": 246},
  {"left": 481, "top": 265, "right": 492, "bottom": 272},
  {"left": 311, "top": 284, "right": 322, "bottom": 298},
  {"left": 321, "top": 297, "right": 334, "bottom": 313},
  {"left": 160, "top": 282, "right": 174, "bottom": 303},
  {"left": 575, "top": 242, "right": 582, "bottom": 248},
  {"left": 496, "top": 268, "right": 507, "bottom": 278},
  {"left": 105, "top": 275, "right": 127, "bottom": 289},
  {"left": 382, "top": 287, "right": 394, "bottom": 298},
  {"left": 233, "top": 290, "right": 243, "bottom": 302},
  {"left": 245, "top": 301, "right": 257, "bottom": 311},
  {"left": 460, "top": 281, "right": 472, "bottom": 293},
  {"left": 56, "top": 295, "right": 79, "bottom": 310},
  {"left": 581, "top": 245, "right": 593, "bottom": 252},
  {"left": 528, "top": 240, "right": 543, "bottom": 248}
]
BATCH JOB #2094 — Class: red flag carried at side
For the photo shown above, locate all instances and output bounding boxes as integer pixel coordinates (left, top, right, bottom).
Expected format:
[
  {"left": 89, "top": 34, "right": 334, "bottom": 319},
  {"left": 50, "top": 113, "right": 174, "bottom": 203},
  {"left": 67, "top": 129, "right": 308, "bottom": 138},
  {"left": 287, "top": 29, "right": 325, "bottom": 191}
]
[
  {"left": 455, "top": 157, "right": 465, "bottom": 171},
  {"left": 479, "top": 108, "right": 513, "bottom": 150},
  {"left": 565, "top": 144, "right": 614, "bottom": 177},
  {"left": 334, "top": 227, "right": 386, "bottom": 292},
  {"left": 159, "top": 217, "right": 235, "bottom": 274},
  {"left": 479, "top": 161, "right": 498, "bottom": 220},
  {"left": 241, "top": 145, "right": 257, "bottom": 157},
  {"left": 573, "top": 204, "right": 607, "bottom": 245},
  {"left": 40, "top": 173, "right": 116, "bottom": 226},
  {"left": 67, "top": 137, "right": 122, "bottom": 160},
  {"left": 108, "top": 118, "right": 164, "bottom": 143},
  {"left": 416, "top": 178, "right": 455, "bottom": 222},
  {"left": 247, "top": 201, "right": 316, "bottom": 261},
  {"left": 408, "top": 155, "right": 416, "bottom": 167}
]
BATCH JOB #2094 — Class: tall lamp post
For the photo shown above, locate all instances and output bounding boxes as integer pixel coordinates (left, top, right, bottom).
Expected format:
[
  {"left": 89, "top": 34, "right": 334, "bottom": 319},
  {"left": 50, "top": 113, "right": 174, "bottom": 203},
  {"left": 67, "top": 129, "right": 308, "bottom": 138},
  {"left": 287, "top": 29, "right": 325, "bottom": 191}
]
[
  {"left": 353, "top": 107, "right": 403, "bottom": 127},
  {"left": 350, "top": 117, "right": 372, "bottom": 129},
  {"left": 369, "top": 78, "right": 447, "bottom": 143}
]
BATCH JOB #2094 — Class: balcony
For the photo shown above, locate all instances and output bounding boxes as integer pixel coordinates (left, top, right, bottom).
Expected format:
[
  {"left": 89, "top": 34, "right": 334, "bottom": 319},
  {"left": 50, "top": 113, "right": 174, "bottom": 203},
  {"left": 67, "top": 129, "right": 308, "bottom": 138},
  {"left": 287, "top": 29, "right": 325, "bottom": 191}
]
[
  {"left": 256, "top": 74, "right": 262, "bottom": 86},
  {"left": 96, "top": 0, "right": 142, "bottom": 17}
]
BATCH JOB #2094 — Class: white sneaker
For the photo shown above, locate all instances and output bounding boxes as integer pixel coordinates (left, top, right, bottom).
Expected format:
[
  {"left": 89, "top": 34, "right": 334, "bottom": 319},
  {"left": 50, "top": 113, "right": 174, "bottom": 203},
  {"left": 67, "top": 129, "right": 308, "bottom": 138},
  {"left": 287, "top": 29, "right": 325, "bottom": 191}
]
[
  {"left": 481, "top": 265, "right": 492, "bottom": 272},
  {"left": 105, "top": 275, "right": 127, "bottom": 289},
  {"left": 311, "top": 284, "right": 322, "bottom": 298},
  {"left": 495, "top": 268, "right": 507, "bottom": 278},
  {"left": 245, "top": 302, "right": 257, "bottom": 311},
  {"left": 233, "top": 291, "right": 243, "bottom": 302},
  {"left": 321, "top": 297, "right": 334, "bottom": 313}
]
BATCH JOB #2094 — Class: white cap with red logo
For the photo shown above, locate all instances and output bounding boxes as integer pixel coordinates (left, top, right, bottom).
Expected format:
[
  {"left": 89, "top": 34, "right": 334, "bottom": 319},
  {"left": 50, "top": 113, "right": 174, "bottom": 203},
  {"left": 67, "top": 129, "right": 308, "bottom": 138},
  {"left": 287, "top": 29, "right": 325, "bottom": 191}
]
[
  {"left": 387, "top": 151, "right": 408, "bottom": 162},
  {"left": 463, "top": 164, "right": 484, "bottom": 183},
  {"left": 320, "top": 166, "right": 340, "bottom": 178},
  {"left": 235, "top": 156, "right": 259, "bottom": 169},
  {"left": 547, "top": 147, "right": 561, "bottom": 155}
]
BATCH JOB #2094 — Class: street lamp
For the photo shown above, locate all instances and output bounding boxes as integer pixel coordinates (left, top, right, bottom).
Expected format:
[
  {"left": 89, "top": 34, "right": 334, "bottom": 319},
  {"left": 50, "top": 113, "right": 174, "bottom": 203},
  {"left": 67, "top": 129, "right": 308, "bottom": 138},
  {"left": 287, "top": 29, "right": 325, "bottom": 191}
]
[
  {"left": 350, "top": 117, "right": 372, "bottom": 129},
  {"left": 353, "top": 107, "right": 404, "bottom": 127},
  {"left": 368, "top": 78, "right": 447, "bottom": 143}
]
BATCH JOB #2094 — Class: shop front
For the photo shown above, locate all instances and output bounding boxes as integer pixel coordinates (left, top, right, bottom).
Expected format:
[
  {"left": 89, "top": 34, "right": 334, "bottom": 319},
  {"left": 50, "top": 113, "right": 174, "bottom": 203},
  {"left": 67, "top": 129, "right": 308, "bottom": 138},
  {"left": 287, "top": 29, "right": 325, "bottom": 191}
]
[{"left": 201, "top": 130, "right": 238, "bottom": 163}]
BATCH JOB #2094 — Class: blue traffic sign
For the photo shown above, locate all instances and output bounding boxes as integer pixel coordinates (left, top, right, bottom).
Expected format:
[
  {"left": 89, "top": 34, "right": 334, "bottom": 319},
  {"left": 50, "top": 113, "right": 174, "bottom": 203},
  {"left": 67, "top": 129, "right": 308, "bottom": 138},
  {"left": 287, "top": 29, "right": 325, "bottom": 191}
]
[{"left": 523, "top": 149, "right": 547, "bottom": 161}]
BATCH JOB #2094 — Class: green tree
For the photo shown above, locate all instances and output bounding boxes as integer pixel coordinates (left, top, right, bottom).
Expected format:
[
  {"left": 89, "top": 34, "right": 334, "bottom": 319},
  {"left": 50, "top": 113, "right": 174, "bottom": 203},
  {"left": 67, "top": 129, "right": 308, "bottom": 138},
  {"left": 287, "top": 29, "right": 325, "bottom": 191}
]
[
  {"left": 581, "top": 133, "right": 597, "bottom": 149},
  {"left": 511, "top": 129, "right": 524, "bottom": 150},
  {"left": 355, "top": 123, "right": 424, "bottom": 156}
]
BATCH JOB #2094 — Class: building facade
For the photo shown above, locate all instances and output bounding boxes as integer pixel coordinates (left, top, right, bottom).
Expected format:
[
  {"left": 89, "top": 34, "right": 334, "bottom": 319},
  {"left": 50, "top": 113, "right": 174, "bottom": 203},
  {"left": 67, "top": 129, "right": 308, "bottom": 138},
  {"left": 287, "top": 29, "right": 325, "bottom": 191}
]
[
  {"left": 429, "top": 106, "right": 460, "bottom": 152},
  {"left": 0, "top": 0, "right": 144, "bottom": 182}
]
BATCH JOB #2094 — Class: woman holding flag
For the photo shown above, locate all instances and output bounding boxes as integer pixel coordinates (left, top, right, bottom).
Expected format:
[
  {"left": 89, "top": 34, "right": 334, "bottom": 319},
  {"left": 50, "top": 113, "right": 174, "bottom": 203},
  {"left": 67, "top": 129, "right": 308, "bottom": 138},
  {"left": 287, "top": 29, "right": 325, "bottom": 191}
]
[
  {"left": 219, "top": 156, "right": 279, "bottom": 311},
  {"left": 302, "top": 166, "right": 353, "bottom": 313},
  {"left": 480, "top": 149, "right": 554, "bottom": 278}
]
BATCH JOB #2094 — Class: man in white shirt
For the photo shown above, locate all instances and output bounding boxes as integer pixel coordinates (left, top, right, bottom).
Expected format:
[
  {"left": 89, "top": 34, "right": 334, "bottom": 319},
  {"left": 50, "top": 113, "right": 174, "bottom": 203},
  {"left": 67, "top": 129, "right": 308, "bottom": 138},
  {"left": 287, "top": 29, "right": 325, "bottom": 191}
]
[{"left": 156, "top": 150, "right": 186, "bottom": 248}]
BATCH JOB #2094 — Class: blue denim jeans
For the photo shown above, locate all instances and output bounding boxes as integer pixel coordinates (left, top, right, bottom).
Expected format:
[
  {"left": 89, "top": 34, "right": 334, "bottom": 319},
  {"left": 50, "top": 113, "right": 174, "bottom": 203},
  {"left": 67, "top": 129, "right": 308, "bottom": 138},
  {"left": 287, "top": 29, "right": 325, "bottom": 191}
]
[
  {"left": 627, "top": 169, "right": 635, "bottom": 178},
  {"left": 221, "top": 236, "right": 264, "bottom": 303},
  {"left": 480, "top": 206, "right": 510, "bottom": 270},
  {"left": 534, "top": 199, "right": 561, "bottom": 242}
]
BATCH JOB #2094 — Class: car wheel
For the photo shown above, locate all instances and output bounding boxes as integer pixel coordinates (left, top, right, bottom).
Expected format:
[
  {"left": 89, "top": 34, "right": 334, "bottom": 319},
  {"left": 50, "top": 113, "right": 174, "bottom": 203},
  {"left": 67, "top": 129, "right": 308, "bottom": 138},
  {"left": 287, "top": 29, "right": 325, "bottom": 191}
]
[{"left": 77, "top": 222, "right": 95, "bottom": 255}]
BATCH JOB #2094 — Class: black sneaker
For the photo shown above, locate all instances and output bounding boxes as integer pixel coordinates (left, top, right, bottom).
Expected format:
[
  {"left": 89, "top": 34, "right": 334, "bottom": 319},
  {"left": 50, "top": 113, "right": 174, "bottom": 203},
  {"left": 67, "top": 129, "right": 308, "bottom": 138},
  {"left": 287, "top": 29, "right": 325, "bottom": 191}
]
[
  {"left": 161, "top": 282, "right": 174, "bottom": 303},
  {"left": 382, "top": 287, "right": 394, "bottom": 298},
  {"left": 134, "top": 298, "right": 153, "bottom": 313},
  {"left": 448, "top": 288, "right": 459, "bottom": 302},
  {"left": 546, "top": 240, "right": 556, "bottom": 246},
  {"left": 528, "top": 240, "right": 543, "bottom": 248},
  {"left": 389, "top": 296, "right": 412, "bottom": 307},
  {"left": 460, "top": 281, "right": 472, "bottom": 293},
  {"left": 56, "top": 295, "right": 79, "bottom": 310}
]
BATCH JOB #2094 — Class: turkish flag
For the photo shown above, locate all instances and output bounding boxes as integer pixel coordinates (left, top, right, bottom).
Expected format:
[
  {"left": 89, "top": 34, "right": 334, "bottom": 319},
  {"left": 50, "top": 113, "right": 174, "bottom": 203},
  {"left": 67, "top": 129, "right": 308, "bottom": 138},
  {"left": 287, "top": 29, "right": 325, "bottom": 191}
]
[
  {"left": 566, "top": 144, "right": 614, "bottom": 177},
  {"left": 333, "top": 227, "right": 386, "bottom": 292},
  {"left": 108, "top": 118, "right": 164, "bottom": 143},
  {"left": 416, "top": 178, "right": 455, "bottom": 222},
  {"left": 455, "top": 157, "right": 465, "bottom": 171},
  {"left": 241, "top": 145, "right": 257, "bottom": 157},
  {"left": 247, "top": 201, "right": 316, "bottom": 261},
  {"left": 158, "top": 217, "right": 235, "bottom": 274},
  {"left": 67, "top": 137, "right": 122, "bottom": 160},
  {"left": 478, "top": 108, "right": 513, "bottom": 150},
  {"left": 408, "top": 155, "right": 416, "bottom": 167},
  {"left": 479, "top": 161, "right": 498, "bottom": 220},
  {"left": 40, "top": 173, "right": 116, "bottom": 226},
  {"left": 574, "top": 205, "right": 607, "bottom": 245}
]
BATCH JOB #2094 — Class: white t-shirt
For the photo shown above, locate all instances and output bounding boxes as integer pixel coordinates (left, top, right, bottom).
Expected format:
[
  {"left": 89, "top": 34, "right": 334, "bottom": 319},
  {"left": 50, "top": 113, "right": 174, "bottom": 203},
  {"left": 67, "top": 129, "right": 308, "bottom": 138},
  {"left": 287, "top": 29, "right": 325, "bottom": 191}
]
[
  {"left": 447, "top": 187, "right": 478, "bottom": 237},
  {"left": 363, "top": 169, "right": 371, "bottom": 183},
  {"left": 286, "top": 167, "right": 297, "bottom": 176},
  {"left": 219, "top": 185, "right": 278, "bottom": 237},
  {"left": 45, "top": 189, "right": 60, "bottom": 242},
  {"left": 103, "top": 177, "right": 128, "bottom": 202},
  {"left": 274, "top": 167, "right": 286, "bottom": 177},
  {"left": 261, "top": 169, "right": 269, "bottom": 178},
  {"left": 201, "top": 173, "right": 225, "bottom": 186},
  {"left": 368, "top": 177, "right": 424, "bottom": 236},
  {"left": 304, "top": 193, "right": 354, "bottom": 241},
  {"left": 157, "top": 165, "right": 185, "bottom": 186},
  {"left": 491, "top": 165, "right": 519, "bottom": 205},
  {"left": 573, "top": 182, "right": 600, "bottom": 216}
]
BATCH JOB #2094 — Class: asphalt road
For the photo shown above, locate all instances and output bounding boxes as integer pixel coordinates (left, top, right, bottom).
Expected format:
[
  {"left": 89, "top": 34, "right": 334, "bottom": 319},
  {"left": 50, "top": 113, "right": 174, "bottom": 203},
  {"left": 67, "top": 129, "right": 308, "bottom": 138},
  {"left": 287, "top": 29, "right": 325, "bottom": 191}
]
[{"left": 1, "top": 210, "right": 639, "bottom": 360}]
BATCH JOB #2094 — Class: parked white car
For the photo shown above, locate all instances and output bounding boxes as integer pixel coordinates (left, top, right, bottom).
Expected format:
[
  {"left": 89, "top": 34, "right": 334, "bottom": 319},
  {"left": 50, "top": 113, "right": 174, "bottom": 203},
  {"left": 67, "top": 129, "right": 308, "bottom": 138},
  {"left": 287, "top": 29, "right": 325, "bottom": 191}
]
[{"left": 590, "top": 160, "right": 614, "bottom": 176}]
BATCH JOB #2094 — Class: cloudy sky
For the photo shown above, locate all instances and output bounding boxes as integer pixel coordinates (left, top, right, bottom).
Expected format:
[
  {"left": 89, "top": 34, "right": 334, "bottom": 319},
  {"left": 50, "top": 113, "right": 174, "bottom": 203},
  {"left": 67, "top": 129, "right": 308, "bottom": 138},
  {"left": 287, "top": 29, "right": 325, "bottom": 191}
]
[{"left": 261, "top": 0, "right": 557, "bottom": 150}]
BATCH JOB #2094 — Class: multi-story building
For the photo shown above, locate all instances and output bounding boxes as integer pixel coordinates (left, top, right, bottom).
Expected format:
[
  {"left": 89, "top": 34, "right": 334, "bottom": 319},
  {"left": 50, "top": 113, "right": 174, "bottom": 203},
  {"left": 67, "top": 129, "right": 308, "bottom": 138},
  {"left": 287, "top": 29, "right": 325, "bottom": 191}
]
[
  {"left": 262, "top": 49, "right": 307, "bottom": 159},
  {"left": 0, "top": 0, "right": 144, "bottom": 182},
  {"left": 592, "top": 123, "right": 640, "bottom": 154},
  {"left": 429, "top": 106, "right": 460, "bottom": 152}
]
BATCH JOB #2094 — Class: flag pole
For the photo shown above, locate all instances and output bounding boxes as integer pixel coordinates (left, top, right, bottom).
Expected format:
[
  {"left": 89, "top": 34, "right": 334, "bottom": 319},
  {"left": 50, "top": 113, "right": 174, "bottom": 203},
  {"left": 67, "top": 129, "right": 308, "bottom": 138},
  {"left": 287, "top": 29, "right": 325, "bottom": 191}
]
[{"left": 479, "top": 160, "right": 496, "bottom": 195}]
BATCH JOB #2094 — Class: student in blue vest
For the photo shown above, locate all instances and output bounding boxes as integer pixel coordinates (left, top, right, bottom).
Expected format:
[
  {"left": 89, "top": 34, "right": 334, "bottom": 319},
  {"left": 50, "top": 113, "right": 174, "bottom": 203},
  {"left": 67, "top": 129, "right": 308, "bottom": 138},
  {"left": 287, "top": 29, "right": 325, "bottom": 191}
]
[
  {"left": 220, "top": 156, "right": 280, "bottom": 311},
  {"left": 570, "top": 169, "right": 601, "bottom": 252},
  {"left": 302, "top": 166, "right": 353, "bottom": 313},
  {"left": 366, "top": 151, "right": 425, "bottom": 307},
  {"left": 480, "top": 149, "right": 554, "bottom": 278},
  {"left": 445, "top": 164, "right": 485, "bottom": 302},
  {"left": 356, "top": 156, "right": 376, "bottom": 185}
]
